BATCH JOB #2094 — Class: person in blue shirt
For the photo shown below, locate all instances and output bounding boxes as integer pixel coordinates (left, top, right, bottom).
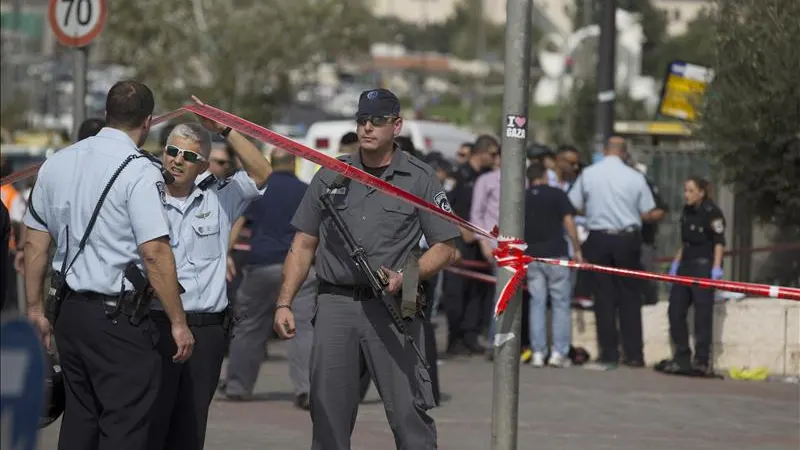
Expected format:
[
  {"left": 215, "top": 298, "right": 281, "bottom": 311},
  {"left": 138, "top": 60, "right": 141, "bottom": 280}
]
[
  {"left": 568, "top": 136, "right": 659, "bottom": 370},
  {"left": 22, "top": 80, "right": 194, "bottom": 450},
  {"left": 220, "top": 148, "right": 318, "bottom": 410},
  {"left": 146, "top": 97, "right": 271, "bottom": 450}
]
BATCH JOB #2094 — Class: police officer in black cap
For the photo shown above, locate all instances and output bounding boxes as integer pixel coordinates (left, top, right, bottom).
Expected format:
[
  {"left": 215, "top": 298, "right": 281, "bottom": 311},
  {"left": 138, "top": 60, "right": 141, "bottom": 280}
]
[{"left": 274, "top": 88, "right": 459, "bottom": 450}]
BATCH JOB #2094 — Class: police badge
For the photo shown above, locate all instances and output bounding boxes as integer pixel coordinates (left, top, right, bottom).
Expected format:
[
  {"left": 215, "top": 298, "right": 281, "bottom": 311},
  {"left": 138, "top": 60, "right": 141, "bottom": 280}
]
[
  {"left": 711, "top": 218, "right": 724, "bottom": 234},
  {"left": 434, "top": 191, "right": 452, "bottom": 213},
  {"left": 155, "top": 181, "right": 167, "bottom": 205}
]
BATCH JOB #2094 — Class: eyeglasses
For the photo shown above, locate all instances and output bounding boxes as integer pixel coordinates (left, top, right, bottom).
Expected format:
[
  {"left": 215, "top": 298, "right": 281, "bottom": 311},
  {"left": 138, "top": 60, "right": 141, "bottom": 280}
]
[
  {"left": 210, "top": 158, "right": 229, "bottom": 166},
  {"left": 356, "top": 116, "right": 397, "bottom": 127},
  {"left": 165, "top": 145, "right": 205, "bottom": 163}
]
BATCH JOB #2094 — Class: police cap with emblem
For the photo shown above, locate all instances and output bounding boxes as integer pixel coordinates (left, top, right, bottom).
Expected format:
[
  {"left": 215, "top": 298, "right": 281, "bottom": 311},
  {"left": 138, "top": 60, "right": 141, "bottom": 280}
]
[{"left": 357, "top": 89, "right": 401, "bottom": 118}]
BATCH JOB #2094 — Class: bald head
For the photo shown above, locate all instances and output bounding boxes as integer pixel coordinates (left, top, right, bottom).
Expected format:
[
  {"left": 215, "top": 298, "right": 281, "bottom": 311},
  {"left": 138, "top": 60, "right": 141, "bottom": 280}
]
[
  {"left": 604, "top": 135, "right": 628, "bottom": 157},
  {"left": 271, "top": 148, "right": 295, "bottom": 171}
]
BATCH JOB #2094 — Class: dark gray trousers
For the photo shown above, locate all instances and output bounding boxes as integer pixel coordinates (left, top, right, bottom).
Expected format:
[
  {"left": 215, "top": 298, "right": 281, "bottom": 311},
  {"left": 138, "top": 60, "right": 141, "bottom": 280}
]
[
  {"left": 310, "top": 293, "right": 437, "bottom": 450},
  {"left": 225, "top": 264, "right": 317, "bottom": 397}
]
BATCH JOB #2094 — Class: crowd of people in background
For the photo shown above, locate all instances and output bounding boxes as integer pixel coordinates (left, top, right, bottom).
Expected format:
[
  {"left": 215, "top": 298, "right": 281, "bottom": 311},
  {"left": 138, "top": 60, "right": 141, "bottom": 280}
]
[{"left": 0, "top": 118, "right": 725, "bottom": 415}]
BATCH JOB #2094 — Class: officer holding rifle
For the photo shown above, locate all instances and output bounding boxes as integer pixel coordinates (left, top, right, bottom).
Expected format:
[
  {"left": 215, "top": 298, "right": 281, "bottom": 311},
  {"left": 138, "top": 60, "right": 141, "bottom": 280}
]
[
  {"left": 22, "top": 80, "right": 194, "bottom": 450},
  {"left": 274, "top": 88, "right": 459, "bottom": 450}
]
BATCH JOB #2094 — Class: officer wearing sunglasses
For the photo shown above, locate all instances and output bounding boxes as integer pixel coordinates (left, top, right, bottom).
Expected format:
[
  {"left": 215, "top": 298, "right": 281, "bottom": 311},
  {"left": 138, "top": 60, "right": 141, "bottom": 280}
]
[
  {"left": 274, "top": 88, "right": 459, "bottom": 450},
  {"left": 147, "top": 96, "right": 272, "bottom": 450}
]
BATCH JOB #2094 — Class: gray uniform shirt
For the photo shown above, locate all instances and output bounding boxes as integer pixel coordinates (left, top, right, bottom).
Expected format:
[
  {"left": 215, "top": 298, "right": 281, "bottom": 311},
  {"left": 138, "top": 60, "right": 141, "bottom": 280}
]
[
  {"left": 22, "top": 127, "right": 171, "bottom": 295},
  {"left": 568, "top": 155, "right": 656, "bottom": 231},
  {"left": 291, "top": 149, "right": 459, "bottom": 286}
]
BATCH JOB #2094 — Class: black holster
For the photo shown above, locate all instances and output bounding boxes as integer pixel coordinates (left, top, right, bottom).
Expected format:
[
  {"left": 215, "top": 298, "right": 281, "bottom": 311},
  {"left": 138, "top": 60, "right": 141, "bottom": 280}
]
[
  {"left": 45, "top": 271, "right": 67, "bottom": 324},
  {"left": 222, "top": 307, "right": 234, "bottom": 340}
]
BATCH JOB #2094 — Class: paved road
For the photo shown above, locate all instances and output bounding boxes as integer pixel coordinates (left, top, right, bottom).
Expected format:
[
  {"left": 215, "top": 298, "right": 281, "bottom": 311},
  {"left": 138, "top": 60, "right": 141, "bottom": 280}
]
[{"left": 38, "top": 325, "right": 799, "bottom": 450}]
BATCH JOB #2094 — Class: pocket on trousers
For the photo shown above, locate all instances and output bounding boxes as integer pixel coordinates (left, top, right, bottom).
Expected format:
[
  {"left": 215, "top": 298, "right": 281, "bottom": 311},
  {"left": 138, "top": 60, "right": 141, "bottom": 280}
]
[
  {"left": 413, "top": 365, "right": 436, "bottom": 411},
  {"left": 141, "top": 318, "right": 161, "bottom": 348}
]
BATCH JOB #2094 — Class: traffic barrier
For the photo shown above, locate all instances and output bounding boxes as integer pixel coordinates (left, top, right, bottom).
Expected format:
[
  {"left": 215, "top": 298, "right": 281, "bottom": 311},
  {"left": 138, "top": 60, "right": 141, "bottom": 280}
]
[{"left": 3, "top": 102, "right": 799, "bottom": 310}]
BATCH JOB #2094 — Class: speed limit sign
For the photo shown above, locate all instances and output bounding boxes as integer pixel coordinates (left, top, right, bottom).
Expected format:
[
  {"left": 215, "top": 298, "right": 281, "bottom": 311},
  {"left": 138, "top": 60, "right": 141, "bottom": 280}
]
[{"left": 48, "top": 0, "right": 108, "bottom": 48}]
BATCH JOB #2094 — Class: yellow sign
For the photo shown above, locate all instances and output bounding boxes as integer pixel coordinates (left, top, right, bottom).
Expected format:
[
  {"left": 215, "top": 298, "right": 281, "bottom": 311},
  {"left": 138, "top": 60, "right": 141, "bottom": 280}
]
[{"left": 658, "top": 61, "right": 714, "bottom": 122}]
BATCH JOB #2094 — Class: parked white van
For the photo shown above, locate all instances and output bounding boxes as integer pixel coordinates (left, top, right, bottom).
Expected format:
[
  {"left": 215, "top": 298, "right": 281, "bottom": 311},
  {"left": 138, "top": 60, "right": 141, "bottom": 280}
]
[{"left": 295, "top": 119, "right": 476, "bottom": 183}]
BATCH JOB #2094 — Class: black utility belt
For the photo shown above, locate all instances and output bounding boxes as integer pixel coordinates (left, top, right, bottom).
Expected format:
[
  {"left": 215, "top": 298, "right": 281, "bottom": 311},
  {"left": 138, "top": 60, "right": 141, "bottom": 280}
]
[
  {"left": 592, "top": 226, "right": 640, "bottom": 235},
  {"left": 67, "top": 289, "right": 139, "bottom": 316},
  {"left": 318, "top": 281, "right": 375, "bottom": 301},
  {"left": 148, "top": 309, "right": 226, "bottom": 327}
]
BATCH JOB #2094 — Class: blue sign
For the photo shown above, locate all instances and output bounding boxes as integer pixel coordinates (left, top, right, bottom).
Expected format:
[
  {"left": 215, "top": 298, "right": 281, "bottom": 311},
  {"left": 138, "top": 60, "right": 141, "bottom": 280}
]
[{"left": 1, "top": 316, "right": 46, "bottom": 450}]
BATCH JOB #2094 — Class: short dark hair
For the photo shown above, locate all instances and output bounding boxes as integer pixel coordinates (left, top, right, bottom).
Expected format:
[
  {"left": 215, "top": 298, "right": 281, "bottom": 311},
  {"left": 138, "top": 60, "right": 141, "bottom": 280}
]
[
  {"left": 105, "top": 80, "right": 155, "bottom": 130},
  {"left": 340, "top": 132, "right": 358, "bottom": 146},
  {"left": 557, "top": 144, "right": 579, "bottom": 155},
  {"left": 526, "top": 161, "right": 547, "bottom": 182},
  {"left": 77, "top": 118, "right": 105, "bottom": 141},
  {"left": 473, "top": 135, "right": 499, "bottom": 154}
]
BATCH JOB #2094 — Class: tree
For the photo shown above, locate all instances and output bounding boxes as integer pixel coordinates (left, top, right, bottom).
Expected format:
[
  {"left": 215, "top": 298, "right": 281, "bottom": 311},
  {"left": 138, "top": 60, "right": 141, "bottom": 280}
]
[
  {"left": 100, "top": 0, "right": 372, "bottom": 125},
  {"left": 698, "top": 0, "right": 800, "bottom": 228}
]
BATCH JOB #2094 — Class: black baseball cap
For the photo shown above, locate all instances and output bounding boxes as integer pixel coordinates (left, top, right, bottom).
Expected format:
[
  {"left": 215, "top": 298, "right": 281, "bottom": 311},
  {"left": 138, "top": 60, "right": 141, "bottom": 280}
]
[{"left": 356, "top": 88, "right": 401, "bottom": 118}]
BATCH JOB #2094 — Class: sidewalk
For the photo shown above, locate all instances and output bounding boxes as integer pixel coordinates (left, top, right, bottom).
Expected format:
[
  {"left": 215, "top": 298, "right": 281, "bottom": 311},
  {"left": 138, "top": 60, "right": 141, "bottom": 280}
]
[{"left": 38, "top": 331, "right": 799, "bottom": 450}]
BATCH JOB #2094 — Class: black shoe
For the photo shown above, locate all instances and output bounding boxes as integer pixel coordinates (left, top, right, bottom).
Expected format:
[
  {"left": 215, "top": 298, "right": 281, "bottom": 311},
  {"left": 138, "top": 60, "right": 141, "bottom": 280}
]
[
  {"left": 295, "top": 393, "right": 310, "bottom": 411},
  {"left": 623, "top": 359, "right": 645, "bottom": 368}
]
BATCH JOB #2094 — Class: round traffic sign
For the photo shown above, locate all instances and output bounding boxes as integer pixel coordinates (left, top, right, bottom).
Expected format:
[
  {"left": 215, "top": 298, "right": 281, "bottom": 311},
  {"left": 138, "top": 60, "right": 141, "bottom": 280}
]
[{"left": 48, "top": 0, "right": 107, "bottom": 48}]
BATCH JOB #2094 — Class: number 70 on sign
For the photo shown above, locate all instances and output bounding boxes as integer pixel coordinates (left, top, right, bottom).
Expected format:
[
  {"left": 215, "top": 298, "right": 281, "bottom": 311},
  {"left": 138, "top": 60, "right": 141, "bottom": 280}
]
[{"left": 48, "top": 0, "right": 108, "bottom": 48}]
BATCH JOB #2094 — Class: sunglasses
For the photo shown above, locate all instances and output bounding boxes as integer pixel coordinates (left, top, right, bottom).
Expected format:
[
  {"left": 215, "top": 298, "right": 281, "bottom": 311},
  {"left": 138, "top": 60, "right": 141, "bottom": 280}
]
[
  {"left": 165, "top": 145, "right": 205, "bottom": 163},
  {"left": 356, "top": 116, "right": 397, "bottom": 127}
]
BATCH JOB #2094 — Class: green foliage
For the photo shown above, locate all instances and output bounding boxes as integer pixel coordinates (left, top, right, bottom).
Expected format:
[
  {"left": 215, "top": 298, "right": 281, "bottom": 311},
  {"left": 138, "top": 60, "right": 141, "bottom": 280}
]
[
  {"left": 698, "top": 0, "right": 800, "bottom": 228},
  {"left": 100, "top": 0, "right": 372, "bottom": 125},
  {"left": 650, "top": 10, "right": 715, "bottom": 75}
]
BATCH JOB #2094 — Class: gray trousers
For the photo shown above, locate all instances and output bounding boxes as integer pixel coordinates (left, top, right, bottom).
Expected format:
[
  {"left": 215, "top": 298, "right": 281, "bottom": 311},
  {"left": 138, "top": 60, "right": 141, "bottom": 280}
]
[
  {"left": 225, "top": 264, "right": 318, "bottom": 397},
  {"left": 310, "top": 293, "right": 437, "bottom": 450}
]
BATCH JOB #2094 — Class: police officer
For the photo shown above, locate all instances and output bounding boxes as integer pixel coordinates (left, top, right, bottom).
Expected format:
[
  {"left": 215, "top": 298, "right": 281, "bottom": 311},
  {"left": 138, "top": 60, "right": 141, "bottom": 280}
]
[
  {"left": 568, "top": 136, "right": 658, "bottom": 369},
  {"left": 147, "top": 98, "right": 271, "bottom": 450},
  {"left": 442, "top": 134, "right": 498, "bottom": 355},
  {"left": 659, "top": 176, "right": 726, "bottom": 375},
  {"left": 273, "top": 88, "right": 459, "bottom": 450},
  {"left": 22, "top": 80, "right": 194, "bottom": 450}
]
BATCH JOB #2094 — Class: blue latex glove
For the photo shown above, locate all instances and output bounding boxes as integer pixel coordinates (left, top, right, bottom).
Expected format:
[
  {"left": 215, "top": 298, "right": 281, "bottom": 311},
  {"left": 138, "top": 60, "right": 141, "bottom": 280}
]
[
  {"left": 669, "top": 260, "right": 679, "bottom": 276},
  {"left": 711, "top": 267, "right": 724, "bottom": 280}
]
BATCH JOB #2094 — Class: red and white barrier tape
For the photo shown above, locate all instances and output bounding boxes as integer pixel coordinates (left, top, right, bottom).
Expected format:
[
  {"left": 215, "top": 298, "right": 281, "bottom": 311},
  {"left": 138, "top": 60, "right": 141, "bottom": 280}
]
[{"left": 4, "top": 102, "right": 799, "bottom": 306}]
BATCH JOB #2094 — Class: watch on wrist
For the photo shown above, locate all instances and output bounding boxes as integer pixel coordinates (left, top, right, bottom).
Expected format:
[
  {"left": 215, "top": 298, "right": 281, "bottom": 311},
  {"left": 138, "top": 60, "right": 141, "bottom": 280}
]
[{"left": 219, "top": 127, "right": 232, "bottom": 138}]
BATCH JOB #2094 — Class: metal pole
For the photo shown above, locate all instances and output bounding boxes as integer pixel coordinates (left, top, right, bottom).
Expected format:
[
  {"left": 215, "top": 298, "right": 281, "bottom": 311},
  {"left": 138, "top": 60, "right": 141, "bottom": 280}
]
[
  {"left": 73, "top": 46, "right": 88, "bottom": 140},
  {"left": 592, "top": 0, "right": 616, "bottom": 155},
  {"left": 491, "top": 0, "right": 532, "bottom": 449}
]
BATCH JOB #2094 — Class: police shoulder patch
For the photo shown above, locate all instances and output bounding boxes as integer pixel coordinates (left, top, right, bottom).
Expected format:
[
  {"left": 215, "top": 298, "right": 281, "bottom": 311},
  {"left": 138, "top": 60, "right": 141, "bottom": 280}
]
[
  {"left": 434, "top": 191, "right": 452, "bottom": 213},
  {"left": 216, "top": 176, "right": 233, "bottom": 190},
  {"left": 711, "top": 218, "right": 724, "bottom": 234},
  {"left": 155, "top": 181, "right": 166, "bottom": 205}
]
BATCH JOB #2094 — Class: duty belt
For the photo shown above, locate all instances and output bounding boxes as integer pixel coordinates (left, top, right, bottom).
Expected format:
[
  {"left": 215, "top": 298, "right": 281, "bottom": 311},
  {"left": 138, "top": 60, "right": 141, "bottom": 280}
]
[
  {"left": 67, "top": 289, "right": 140, "bottom": 316},
  {"left": 148, "top": 310, "right": 226, "bottom": 327},
  {"left": 593, "top": 226, "right": 640, "bottom": 235},
  {"left": 317, "top": 281, "right": 375, "bottom": 301}
]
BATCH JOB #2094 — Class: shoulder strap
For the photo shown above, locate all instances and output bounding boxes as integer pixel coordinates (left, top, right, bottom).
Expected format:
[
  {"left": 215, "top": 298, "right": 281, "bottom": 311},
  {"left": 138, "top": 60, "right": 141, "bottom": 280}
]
[{"left": 64, "top": 154, "right": 145, "bottom": 274}]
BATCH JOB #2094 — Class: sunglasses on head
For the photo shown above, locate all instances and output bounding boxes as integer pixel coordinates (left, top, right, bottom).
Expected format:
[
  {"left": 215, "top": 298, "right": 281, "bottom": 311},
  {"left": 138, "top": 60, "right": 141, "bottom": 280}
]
[
  {"left": 165, "top": 145, "right": 205, "bottom": 163},
  {"left": 356, "top": 116, "right": 397, "bottom": 127}
]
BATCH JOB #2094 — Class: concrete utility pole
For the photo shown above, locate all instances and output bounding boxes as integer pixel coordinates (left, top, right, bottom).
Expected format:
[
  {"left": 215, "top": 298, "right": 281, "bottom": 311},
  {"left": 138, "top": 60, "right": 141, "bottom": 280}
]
[
  {"left": 491, "top": 0, "right": 532, "bottom": 449},
  {"left": 593, "top": 0, "right": 616, "bottom": 154}
]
